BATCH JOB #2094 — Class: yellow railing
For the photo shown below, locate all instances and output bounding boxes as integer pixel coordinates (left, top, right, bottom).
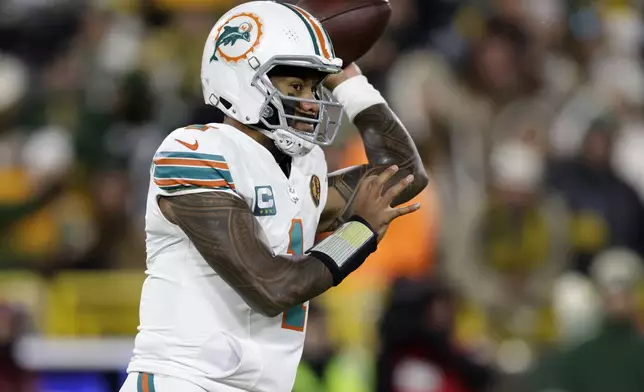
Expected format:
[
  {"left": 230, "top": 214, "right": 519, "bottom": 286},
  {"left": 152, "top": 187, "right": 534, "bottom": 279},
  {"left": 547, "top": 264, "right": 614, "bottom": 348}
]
[{"left": 0, "top": 271, "right": 144, "bottom": 337}]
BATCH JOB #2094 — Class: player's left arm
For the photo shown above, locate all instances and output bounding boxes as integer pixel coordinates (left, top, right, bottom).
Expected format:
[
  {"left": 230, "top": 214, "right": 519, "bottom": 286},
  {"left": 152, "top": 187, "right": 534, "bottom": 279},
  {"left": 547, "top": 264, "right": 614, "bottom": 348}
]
[{"left": 318, "top": 65, "right": 429, "bottom": 233}]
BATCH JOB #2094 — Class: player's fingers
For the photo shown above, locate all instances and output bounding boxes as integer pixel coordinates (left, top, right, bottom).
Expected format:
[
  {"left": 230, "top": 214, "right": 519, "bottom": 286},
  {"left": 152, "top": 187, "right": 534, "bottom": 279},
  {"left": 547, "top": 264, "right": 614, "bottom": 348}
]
[
  {"left": 388, "top": 202, "right": 421, "bottom": 221},
  {"left": 373, "top": 165, "right": 399, "bottom": 191},
  {"left": 358, "top": 174, "right": 378, "bottom": 193},
  {"left": 382, "top": 174, "right": 414, "bottom": 204}
]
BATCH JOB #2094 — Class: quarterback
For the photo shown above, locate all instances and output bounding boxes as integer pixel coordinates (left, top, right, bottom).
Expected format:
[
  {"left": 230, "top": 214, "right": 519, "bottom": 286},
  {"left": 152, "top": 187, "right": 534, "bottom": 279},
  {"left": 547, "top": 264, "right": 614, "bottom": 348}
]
[{"left": 120, "top": 1, "right": 428, "bottom": 392}]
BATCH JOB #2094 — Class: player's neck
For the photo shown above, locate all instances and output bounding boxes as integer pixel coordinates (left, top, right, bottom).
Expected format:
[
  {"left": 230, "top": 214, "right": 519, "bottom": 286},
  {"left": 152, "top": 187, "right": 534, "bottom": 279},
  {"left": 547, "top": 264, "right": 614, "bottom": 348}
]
[
  {"left": 223, "top": 116, "right": 292, "bottom": 175},
  {"left": 224, "top": 116, "right": 277, "bottom": 152}
]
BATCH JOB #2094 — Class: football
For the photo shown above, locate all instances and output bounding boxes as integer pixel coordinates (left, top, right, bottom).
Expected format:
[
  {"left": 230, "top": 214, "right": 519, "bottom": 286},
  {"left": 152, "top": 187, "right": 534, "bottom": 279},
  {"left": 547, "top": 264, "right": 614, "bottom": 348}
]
[{"left": 296, "top": 0, "right": 392, "bottom": 66}]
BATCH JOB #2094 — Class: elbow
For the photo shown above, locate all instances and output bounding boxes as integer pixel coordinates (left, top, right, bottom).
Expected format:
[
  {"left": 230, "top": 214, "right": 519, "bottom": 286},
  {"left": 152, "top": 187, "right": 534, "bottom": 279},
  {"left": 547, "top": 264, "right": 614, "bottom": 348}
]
[
  {"left": 245, "top": 286, "right": 289, "bottom": 318},
  {"left": 413, "top": 167, "right": 430, "bottom": 195},
  {"left": 393, "top": 164, "right": 430, "bottom": 206},
  {"left": 406, "top": 153, "right": 430, "bottom": 196}
]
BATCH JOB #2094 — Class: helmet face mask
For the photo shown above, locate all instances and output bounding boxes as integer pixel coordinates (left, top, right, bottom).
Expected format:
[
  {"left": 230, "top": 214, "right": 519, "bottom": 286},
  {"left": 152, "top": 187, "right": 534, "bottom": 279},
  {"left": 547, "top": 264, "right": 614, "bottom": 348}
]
[
  {"left": 252, "top": 56, "right": 343, "bottom": 148},
  {"left": 201, "top": 1, "right": 344, "bottom": 157}
]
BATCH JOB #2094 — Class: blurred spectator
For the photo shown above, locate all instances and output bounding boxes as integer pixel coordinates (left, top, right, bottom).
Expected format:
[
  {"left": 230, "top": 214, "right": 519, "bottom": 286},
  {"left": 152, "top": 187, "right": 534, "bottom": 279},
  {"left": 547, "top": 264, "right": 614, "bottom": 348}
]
[
  {"left": 548, "top": 117, "right": 644, "bottom": 273},
  {"left": 376, "top": 277, "right": 495, "bottom": 392},
  {"left": 444, "top": 140, "right": 569, "bottom": 352},
  {"left": 0, "top": 54, "right": 77, "bottom": 270},
  {"left": 358, "top": 0, "right": 460, "bottom": 93},
  {"left": 386, "top": 16, "right": 539, "bottom": 223},
  {"left": 531, "top": 248, "right": 644, "bottom": 392},
  {"left": 550, "top": 273, "right": 603, "bottom": 349}
]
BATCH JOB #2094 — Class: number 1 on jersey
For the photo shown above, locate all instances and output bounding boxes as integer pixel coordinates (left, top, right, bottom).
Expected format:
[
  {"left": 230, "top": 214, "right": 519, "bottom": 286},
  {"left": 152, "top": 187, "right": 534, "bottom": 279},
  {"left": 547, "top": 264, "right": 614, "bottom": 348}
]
[
  {"left": 282, "top": 219, "right": 307, "bottom": 332},
  {"left": 287, "top": 219, "right": 303, "bottom": 255}
]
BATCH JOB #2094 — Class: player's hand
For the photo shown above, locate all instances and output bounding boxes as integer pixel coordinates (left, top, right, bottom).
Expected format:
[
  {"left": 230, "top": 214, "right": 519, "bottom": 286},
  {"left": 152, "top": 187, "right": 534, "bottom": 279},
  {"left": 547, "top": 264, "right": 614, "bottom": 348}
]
[
  {"left": 323, "top": 63, "right": 362, "bottom": 91},
  {"left": 352, "top": 165, "right": 421, "bottom": 237}
]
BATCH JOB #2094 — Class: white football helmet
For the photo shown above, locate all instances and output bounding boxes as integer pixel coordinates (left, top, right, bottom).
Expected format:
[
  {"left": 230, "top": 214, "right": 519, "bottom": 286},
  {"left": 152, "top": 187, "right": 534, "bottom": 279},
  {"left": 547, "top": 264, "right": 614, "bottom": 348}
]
[{"left": 201, "top": 0, "right": 344, "bottom": 157}]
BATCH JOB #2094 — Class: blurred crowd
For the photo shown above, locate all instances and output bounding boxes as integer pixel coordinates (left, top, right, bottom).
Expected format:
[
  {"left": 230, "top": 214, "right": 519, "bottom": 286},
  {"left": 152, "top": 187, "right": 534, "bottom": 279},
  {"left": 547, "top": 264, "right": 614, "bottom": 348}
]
[{"left": 2, "top": 0, "right": 644, "bottom": 391}]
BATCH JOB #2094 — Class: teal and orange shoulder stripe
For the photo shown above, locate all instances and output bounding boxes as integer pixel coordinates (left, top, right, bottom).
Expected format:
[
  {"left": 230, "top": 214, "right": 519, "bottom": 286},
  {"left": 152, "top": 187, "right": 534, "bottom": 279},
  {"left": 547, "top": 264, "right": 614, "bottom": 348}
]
[
  {"left": 153, "top": 151, "right": 235, "bottom": 192},
  {"left": 279, "top": 3, "right": 335, "bottom": 60},
  {"left": 137, "top": 373, "right": 156, "bottom": 392}
]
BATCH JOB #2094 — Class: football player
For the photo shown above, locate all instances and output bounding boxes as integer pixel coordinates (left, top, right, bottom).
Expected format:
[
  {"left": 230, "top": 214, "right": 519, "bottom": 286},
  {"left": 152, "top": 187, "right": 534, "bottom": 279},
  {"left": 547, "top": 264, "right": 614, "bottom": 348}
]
[{"left": 120, "top": 1, "right": 428, "bottom": 392}]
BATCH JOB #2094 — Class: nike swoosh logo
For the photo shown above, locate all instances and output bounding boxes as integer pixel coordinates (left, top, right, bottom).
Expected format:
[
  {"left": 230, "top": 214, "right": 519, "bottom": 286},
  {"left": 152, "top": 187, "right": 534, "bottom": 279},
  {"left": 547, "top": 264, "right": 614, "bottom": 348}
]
[{"left": 175, "top": 139, "right": 199, "bottom": 151}]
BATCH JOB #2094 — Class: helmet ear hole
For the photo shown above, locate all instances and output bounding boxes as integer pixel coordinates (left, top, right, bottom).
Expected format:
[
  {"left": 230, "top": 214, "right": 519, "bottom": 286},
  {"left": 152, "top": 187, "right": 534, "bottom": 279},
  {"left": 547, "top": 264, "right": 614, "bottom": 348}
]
[
  {"left": 217, "top": 97, "right": 238, "bottom": 118},
  {"left": 220, "top": 98, "right": 233, "bottom": 110}
]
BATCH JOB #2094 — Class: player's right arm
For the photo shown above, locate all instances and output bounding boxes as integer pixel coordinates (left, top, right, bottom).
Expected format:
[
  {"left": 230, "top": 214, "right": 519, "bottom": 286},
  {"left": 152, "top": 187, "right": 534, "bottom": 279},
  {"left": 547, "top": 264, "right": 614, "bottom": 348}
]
[{"left": 158, "top": 165, "right": 413, "bottom": 317}]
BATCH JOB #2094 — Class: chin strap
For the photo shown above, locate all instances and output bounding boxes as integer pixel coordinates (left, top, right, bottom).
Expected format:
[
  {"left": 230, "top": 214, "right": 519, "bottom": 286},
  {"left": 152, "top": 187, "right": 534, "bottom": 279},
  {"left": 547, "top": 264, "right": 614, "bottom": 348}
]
[{"left": 258, "top": 128, "right": 315, "bottom": 157}]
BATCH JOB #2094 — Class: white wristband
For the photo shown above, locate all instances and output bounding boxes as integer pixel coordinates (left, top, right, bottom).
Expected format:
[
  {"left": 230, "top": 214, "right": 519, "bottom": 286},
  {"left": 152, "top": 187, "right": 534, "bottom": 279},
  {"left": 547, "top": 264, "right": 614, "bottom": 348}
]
[
  {"left": 308, "top": 220, "right": 374, "bottom": 269},
  {"left": 332, "top": 75, "right": 387, "bottom": 122}
]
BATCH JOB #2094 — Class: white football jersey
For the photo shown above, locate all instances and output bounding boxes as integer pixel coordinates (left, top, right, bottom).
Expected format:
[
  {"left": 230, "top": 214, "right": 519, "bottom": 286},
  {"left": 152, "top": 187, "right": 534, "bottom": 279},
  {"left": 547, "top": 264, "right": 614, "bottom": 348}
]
[{"left": 127, "top": 123, "right": 329, "bottom": 392}]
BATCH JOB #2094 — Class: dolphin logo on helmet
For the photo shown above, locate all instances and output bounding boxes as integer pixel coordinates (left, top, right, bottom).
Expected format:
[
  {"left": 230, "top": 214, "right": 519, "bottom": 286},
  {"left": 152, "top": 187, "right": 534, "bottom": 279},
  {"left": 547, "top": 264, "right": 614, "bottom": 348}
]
[{"left": 210, "top": 22, "right": 254, "bottom": 62}]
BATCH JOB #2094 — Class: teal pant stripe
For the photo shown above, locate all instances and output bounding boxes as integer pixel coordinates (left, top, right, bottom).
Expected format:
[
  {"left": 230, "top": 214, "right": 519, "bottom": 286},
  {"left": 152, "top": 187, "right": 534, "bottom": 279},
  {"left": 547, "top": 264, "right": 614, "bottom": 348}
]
[{"left": 136, "top": 373, "right": 155, "bottom": 392}]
